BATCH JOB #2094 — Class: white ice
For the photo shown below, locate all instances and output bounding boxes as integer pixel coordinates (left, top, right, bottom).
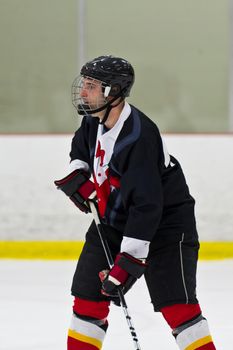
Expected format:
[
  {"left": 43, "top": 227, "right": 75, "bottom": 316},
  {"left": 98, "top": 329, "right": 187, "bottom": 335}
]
[{"left": 0, "top": 259, "right": 232, "bottom": 350}]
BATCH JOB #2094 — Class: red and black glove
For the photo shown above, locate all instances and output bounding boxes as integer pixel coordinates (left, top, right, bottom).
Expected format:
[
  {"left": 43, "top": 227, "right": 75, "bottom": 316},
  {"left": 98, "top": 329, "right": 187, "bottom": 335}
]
[
  {"left": 99, "top": 252, "right": 147, "bottom": 298},
  {"left": 54, "top": 169, "right": 95, "bottom": 213}
]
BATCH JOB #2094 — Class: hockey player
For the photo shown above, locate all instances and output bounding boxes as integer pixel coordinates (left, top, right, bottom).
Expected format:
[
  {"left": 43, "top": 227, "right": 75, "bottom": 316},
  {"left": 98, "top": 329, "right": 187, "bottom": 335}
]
[{"left": 55, "top": 55, "right": 216, "bottom": 349}]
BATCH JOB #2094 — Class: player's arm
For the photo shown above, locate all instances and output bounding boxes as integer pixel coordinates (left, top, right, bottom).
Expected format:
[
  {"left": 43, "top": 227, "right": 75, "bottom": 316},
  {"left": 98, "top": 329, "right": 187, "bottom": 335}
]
[
  {"left": 54, "top": 116, "right": 95, "bottom": 212},
  {"left": 120, "top": 134, "right": 163, "bottom": 253},
  {"left": 100, "top": 135, "right": 163, "bottom": 297}
]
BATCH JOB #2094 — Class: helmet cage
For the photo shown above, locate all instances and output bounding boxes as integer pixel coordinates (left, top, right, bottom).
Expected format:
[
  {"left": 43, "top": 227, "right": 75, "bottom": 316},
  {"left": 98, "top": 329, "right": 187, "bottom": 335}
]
[
  {"left": 72, "top": 75, "right": 113, "bottom": 115},
  {"left": 72, "top": 55, "right": 135, "bottom": 116}
]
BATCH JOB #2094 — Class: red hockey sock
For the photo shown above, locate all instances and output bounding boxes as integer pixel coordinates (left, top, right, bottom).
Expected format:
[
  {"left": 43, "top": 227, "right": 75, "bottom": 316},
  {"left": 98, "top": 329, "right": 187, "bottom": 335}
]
[
  {"left": 67, "top": 297, "right": 110, "bottom": 350},
  {"left": 68, "top": 336, "right": 101, "bottom": 350},
  {"left": 161, "top": 303, "right": 201, "bottom": 329},
  {"left": 197, "top": 344, "right": 216, "bottom": 350},
  {"left": 73, "top": 297, "right": 110, "bottom": 320}
]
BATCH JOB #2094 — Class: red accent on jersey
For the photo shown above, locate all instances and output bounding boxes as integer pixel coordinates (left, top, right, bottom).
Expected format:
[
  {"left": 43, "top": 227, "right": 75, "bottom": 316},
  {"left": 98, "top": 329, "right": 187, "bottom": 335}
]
[
  {"left": 109, "top": 175, "right": 120, "bottom": 188},
  {"left": 96, "top": 141, "right": 105, "bottom": 166},
  {"left": 94, "top": 141, "right": 111, "bottom": 217},
  {"left": 161, "top": 303, "right": 202, "bottom": 329},
  {"left": 93, "top": 171, "right": 111, "bottom": 218},
  {"left": 73, "top": 297, "right": 110, "bottom": 320},
  {"left": 68, "top": 336, "right": 99, "bottom": 350}
]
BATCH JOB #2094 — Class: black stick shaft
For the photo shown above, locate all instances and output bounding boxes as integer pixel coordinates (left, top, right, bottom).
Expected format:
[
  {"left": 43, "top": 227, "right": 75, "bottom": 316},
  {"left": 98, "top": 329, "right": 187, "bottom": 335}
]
[{"left": 89, "top": 201, "right": 142, "bottom": 350}]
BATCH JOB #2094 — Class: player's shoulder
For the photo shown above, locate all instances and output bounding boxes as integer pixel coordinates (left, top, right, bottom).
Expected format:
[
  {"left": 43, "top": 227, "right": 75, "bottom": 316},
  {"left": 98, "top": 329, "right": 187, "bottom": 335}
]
[
  {"left": 129, "top": 104, "right": 162, "bottom": 140},
  {"left": 74, "top": 114, "right": 98, "bottom": 135}
]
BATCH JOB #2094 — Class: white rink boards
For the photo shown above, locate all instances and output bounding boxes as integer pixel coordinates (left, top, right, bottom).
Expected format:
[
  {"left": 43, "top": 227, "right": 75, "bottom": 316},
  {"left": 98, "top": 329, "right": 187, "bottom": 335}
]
[{"left": 0, "top": 134, "right": 233, "bottom": 242}]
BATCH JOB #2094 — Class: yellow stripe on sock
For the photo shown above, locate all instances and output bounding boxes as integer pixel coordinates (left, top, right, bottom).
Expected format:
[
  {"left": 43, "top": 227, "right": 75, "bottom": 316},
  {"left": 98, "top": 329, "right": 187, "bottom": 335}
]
[
  {"left": 185, "top": 335, "right": 213, "bottom": 350},
  {"left": 68, "top": 328, "right": 102, "bottom": 349}
]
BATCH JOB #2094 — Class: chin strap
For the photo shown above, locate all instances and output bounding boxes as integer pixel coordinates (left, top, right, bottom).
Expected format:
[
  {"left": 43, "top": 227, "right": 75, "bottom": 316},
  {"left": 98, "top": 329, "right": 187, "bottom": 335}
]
[
  {"left": 99, "top": 97, "right": 124, "bottom": 125},
  {"left": 99, "top": 104, "right": 113, "bottom": 125}
]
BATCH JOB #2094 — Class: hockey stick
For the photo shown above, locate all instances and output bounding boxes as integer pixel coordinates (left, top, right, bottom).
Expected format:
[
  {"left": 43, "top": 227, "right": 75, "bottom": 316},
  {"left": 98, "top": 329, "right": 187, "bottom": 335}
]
[{"left": 89, "top": 200, "right": 142, "bottom": 350}]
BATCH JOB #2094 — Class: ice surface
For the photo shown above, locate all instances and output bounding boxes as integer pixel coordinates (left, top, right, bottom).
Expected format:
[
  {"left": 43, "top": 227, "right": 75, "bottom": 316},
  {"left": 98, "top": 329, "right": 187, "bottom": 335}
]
[{"left": 0, "top": 259, "right": 232, "bottom": 349}]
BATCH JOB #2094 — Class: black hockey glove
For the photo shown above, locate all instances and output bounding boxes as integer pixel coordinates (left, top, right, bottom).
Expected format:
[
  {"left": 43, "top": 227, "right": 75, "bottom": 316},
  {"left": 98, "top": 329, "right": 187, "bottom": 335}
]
[
  {"left": 54, "top": 169, "right": 96, "bottom": 213},
  {"left": 99, "top": 252, "right": 147, "bottom": 299}
]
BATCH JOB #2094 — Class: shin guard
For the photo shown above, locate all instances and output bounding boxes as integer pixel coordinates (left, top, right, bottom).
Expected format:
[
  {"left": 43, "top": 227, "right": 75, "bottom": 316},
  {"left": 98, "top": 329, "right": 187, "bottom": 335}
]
[
  {"left": 67, "top": 297, "right": 110, "bottom": 350},
  {"left": 173, "top": 315, "right": 216, "bottom": 350},
  {"left": 161, "top": 304, "right": 216, "bottom": 350}
]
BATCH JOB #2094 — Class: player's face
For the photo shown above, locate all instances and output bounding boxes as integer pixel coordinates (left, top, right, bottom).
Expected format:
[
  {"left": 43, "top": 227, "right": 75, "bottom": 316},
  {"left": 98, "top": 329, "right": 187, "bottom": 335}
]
[{"left": 79, "top": 77, "right": 106, "bottom": 112}]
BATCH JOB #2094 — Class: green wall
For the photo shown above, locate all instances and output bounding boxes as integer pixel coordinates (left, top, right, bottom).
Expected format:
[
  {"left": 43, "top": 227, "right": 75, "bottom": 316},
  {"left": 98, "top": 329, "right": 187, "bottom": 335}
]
[
  {"left": 0, "top": 0, "right": 229, "bottom": 133},
  {"left": 0, "top": 0, "right": 78, "bottom": 133}
]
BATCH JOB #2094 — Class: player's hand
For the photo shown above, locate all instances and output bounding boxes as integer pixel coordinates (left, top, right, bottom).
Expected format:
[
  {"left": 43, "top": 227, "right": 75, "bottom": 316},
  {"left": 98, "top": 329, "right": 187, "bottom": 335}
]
[
  {"left": 99, "top": 252, "right": 147, "bottom": 297},
  {"left": 54, "top": 169, "right": 96, "bottom": 213}
]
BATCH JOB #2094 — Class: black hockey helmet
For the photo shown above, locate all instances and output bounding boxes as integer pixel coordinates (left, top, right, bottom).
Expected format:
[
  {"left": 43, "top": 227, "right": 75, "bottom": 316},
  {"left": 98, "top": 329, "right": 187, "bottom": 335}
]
[
  {"left": 72, "top": 55, "right": 135, "bottom": 119},
  {"left": 80, "top": 55, "right": 135, "bottom": 98}
]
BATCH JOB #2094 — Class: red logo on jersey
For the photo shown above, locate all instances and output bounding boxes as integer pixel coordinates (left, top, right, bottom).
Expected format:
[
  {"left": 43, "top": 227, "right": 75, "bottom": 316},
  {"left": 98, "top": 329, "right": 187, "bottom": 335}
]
[
  {"left": 94, "top": 142, "right": 120, "bottom": 218},
  {"left": 96, "top": 141, "right": 105, "bottom": 166}
]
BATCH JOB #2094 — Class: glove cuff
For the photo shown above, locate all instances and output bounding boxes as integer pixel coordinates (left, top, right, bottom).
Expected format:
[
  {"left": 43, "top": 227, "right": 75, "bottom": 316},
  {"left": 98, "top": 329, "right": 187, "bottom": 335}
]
[
  {"left": 54, "top": 169, "right": 89, "bottom": 196},
  {"left": 78, "top": 179, "right": 96, "bottom": 199},
  {"left": 116, "top": 252, "right": 147, "bottom": 279},
  {"left": 54, "top": 169, "right": 95, "bottom": 213},
  {"left": 108, "top": 264, "right": 129, "bottom": 285}
]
